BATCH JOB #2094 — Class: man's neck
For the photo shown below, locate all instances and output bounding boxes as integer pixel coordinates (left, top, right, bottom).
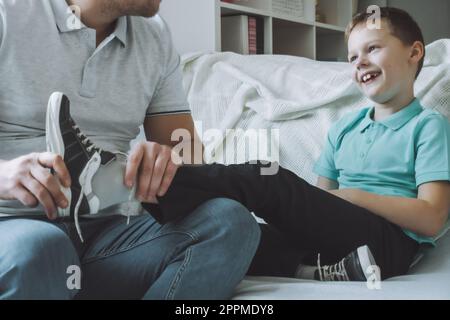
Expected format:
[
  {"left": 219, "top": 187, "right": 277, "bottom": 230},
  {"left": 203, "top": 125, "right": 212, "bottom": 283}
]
[{"left": 66, "top": 0, "right": 118, "bottom": 46}]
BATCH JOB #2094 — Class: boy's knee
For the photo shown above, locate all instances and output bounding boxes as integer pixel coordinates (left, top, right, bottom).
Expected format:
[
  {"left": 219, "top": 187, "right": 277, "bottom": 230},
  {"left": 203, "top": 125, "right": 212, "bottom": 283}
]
[{"left": 0, "top": 220, "right": 79, "bottom": 299}]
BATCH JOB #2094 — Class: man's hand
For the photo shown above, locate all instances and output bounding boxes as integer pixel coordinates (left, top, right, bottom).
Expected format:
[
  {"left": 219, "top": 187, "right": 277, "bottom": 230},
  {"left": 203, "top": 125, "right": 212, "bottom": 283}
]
[
  {"left": 0, "top": 152, "right": 71, "bottom": 219},
  {"left": 124, "top": 141, "right": 180, "bottom": 204}
]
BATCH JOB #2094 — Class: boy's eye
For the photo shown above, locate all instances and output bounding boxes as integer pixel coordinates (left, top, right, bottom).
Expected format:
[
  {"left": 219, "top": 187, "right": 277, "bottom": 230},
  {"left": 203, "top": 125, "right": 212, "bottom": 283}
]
[
  {"left": 349, "top": 56, "right": 357, "bottom": 63},
  {"left": 368, "top": 46, "right": 378, "bottom": 52}
]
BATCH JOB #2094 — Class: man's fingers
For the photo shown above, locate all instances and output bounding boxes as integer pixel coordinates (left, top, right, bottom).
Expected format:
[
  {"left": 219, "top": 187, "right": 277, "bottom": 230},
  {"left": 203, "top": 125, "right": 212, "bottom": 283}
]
[
  {"left": 125, "top": 145, "right": 145, "bottom": 188},
  {"left": 13, "top": 186, "right": 38, "bottom": 208},
  {"left": 37, "top": 152, "right": 71, "bottom": 187},
  {"left": 157, "top": 161, "right": 179, "bottom": 197},
  {"left": 21, "top": 174, "right": 57, "bottom": 219},
  {"left": 126, "top": 143, "right": 178, "bottom": 202},
  {"left": 52, "top": 155, "right": 71, "bottom": 188},
  {"left": 138, "top": 151, "right": 155, "bottom": 200},
  {"left": 146, "top": 153, "right": 170, "bottom": 198},
  {"left": 30, "top": 165, "right": 68, "bottom": 209}
]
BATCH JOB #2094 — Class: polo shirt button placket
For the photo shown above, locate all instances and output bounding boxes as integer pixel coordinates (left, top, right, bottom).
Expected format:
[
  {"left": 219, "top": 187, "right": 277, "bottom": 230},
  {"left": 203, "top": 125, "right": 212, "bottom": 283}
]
[{"left": 80, "top": 58, "right": 97, "bottom": 98}]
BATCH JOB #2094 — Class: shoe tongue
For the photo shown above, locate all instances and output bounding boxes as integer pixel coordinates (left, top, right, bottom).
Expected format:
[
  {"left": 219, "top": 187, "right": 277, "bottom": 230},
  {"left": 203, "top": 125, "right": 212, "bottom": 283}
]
[
  {"left": 100, "top": 150, "right": 116, "bottom": 165},
  {"left": 345, "top": 251, "right": 366, "bottom": 281}
]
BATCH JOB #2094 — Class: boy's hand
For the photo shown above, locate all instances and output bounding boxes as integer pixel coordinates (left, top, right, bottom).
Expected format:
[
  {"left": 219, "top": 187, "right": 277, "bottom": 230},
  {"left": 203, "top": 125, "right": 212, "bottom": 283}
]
[
  {"left": 0, "top": 152, "right": 71, "bottom": 219},
  {"left": 124, "top": 141, "right": 180, "bottom": 204}
]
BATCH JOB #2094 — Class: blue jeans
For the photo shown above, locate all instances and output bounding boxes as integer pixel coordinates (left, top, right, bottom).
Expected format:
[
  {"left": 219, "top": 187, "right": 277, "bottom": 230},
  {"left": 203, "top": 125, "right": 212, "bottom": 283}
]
[{"left": 0, "top": 198, "right": 260, "bottom": 299}]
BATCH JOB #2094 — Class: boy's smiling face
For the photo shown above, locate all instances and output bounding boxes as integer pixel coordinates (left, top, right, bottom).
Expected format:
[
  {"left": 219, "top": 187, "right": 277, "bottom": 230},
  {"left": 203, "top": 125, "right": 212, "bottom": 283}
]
[{"left": 347, "top": 20, "right": 420, "bottom": 108}]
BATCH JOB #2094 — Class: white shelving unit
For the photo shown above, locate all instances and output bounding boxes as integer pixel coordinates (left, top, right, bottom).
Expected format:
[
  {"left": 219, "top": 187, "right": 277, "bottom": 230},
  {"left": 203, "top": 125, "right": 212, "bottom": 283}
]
[{"left": 160, "top": 0, "right": 358, "bottom": 61}]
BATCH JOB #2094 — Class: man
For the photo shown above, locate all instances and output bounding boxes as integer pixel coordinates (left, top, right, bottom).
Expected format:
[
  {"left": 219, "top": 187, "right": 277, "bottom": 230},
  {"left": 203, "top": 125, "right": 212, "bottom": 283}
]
[{"left": 0, "top": 0, "right": 260, "bottom": 299}]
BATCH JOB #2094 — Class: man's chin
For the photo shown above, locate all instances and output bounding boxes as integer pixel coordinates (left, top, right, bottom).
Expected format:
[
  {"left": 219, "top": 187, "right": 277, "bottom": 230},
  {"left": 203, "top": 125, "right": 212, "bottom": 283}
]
[
  {"left": 140, "top": 11, "right": 158, "bottom": 17},
  {"left": 146, "top": 1, "right": 160, "bottom": 17},
  {"left": 127, "top": 2, "right": 160, "bottom": 18},
  {"left": 145, "top": 7, "right": 160, "bottom": 17}
]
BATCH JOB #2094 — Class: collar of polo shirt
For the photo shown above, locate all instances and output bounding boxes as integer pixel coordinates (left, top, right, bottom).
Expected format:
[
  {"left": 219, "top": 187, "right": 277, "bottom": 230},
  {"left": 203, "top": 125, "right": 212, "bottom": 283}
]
[
  {"left": 358, "top": 98, "right": 423, "bottom": 133},
  {"left": 49, "top": 0, "right": 128, "bottom": 47}
]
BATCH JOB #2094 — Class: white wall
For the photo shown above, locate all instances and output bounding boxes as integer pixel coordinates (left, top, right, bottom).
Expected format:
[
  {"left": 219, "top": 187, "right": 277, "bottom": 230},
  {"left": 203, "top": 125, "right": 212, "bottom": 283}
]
[{"left": 159, "top": 0, "right": 219, "bottom": 54}]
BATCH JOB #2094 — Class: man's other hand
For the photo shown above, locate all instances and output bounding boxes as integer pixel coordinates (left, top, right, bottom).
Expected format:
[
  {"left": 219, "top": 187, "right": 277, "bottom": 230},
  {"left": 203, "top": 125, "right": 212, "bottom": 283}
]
[
  {"left": 0, "top": 152, "right": 71, "bottom": 219},
  {"left": 124, "top": 141, "right": 180, "bottom": 204}
]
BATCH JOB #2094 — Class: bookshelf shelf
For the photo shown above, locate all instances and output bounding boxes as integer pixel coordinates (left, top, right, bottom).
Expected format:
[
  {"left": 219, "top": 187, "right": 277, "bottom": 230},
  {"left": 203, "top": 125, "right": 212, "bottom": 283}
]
[
  {"left": 315, "top": 22, "right": 346, "bottom": 33},
  {"left": 271, "top": 12, "right": 315, "bottom": 27},
  {"left": 160, "top": 0, "right": 358, "bottom": 61},
  {"left": 226, "top": 0, "right": 272, "bottom": 13},
  {"left": 221, "top": 2, "right": 271, "bottom": 17}
]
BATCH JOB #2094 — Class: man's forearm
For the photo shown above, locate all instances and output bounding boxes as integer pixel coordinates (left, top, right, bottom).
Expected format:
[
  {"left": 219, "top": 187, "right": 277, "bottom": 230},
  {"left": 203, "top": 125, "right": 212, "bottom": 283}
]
[
  {"left": 328, "top": 189, "right": 447, "bottom": 238},
  {"left": 172, "top": 138, "right": 205, "bottom": 165}
]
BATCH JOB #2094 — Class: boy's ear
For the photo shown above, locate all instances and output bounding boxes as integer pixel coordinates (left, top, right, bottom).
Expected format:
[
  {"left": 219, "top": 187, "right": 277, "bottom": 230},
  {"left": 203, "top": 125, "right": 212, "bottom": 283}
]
[{"left": 410, "top": 41, "right": 424, "bottom": 63}]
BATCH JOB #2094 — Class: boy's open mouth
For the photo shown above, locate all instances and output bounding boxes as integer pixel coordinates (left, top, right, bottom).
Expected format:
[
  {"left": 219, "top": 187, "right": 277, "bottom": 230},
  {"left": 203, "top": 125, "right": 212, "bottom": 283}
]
[{"left": 360, "top": 71, "right": 382, "bottom": 85}]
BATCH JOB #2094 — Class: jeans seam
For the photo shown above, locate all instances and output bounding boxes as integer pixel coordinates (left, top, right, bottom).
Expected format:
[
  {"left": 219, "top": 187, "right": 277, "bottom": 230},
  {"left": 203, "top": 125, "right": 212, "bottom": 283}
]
[
  {"left": 165, "top": 246, "right": 192, "bottom": 300},
  {"left": 81, "top": 230, "right": 198, "bottom": 264}
]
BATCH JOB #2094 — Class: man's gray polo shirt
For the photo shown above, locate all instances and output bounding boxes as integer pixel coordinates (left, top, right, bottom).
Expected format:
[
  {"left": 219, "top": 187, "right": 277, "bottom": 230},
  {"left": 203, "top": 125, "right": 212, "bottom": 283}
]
[{"left": 0, "top": 0, "right": 190, "bottom": 161}]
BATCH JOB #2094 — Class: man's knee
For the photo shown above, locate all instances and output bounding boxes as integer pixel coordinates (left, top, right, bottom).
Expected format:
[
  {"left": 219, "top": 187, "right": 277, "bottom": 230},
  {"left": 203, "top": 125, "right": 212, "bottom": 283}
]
[
  {"left": 192, "top": 198, "right": 261, "bottom": 250},
  {"left": 0, "top": 219, "right": 79, "bottom": 299}
]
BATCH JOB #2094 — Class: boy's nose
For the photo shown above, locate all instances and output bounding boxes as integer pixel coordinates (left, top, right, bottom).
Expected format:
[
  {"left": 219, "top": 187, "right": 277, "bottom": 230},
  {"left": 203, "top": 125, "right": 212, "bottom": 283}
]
[{"left": 356, "top": 56, "right": 370, "bottom": 70}]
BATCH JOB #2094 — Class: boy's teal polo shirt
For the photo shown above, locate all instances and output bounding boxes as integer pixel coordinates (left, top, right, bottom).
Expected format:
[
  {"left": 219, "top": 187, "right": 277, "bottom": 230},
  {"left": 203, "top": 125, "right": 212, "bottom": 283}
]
[{"left": 314, "top": 99, "right": 450, "bottom": 245}]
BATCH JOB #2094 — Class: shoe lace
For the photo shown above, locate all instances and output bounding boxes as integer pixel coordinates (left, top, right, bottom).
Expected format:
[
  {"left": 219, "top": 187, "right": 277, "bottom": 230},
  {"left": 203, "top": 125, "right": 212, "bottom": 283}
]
[
  {"left": 72, "top": 150, "right": 138, "bottom": 241},
  {"left": 72, "top": 123, "right": 103, "bottom": 154},
  {"left": 114, "top": 151, "right": 139, "bottom": 226},
  {"left": 74, "top": 189, "right": 85, "bottom": 243},
  {"left": 317, "top": 253, "right": 350, "bottom": 281}
]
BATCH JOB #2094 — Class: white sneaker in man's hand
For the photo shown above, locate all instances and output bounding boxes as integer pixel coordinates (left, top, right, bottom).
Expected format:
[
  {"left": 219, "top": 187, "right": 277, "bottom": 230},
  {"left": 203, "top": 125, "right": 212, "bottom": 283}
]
[{"left": 46, "top": 92, "right": 116, "bottom": 240}]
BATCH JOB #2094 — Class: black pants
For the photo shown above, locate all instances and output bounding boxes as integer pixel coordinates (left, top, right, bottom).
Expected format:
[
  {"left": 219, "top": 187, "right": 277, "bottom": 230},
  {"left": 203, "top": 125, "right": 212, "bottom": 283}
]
[{"left": 145, "top": 162, "right": 420, "bottom": 280}]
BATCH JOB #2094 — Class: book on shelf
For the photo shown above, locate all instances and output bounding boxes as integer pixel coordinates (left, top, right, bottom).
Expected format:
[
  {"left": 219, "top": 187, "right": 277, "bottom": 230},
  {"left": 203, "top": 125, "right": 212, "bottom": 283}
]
[{"left": 221, "top": 15, "right": 264, "bottom": 55}]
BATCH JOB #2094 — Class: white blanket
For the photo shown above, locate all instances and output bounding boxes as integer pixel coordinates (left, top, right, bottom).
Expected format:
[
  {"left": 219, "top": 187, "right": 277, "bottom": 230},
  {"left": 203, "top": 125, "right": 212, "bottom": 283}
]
[{"left": 181, "top": 39, "right": 450, "bottom": 184}]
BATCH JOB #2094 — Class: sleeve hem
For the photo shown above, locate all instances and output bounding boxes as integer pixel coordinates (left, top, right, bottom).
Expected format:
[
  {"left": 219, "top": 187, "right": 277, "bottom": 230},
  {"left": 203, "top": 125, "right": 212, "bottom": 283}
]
[
  {"left": 146, "top": 109, "right": 191, "bottom": 117},
  {"left": 313, "top": 164, "right": 339, "bottom": 181},
  {"left": 416, "top": 171, "right": 450, "bottom": 186}
]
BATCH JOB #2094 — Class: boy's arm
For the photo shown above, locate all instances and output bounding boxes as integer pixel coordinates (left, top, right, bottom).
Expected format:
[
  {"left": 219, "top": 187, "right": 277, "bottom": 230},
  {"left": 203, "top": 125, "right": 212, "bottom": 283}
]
[
  {"left": 328, "top": 181, "right": 450, "bottom": 238},
  {"left": 316, "top": 176, "right": 339, "bottom": 191}
]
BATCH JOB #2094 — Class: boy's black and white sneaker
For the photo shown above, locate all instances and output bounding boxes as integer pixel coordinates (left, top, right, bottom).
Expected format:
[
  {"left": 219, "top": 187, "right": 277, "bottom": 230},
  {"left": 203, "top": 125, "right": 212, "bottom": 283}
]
[
  {"left": 316, "top": 245, "right": 378, "bottom": 281},
  {"left": 46, "top": 92, "right": 116, "bottom": 241},
  {"left": 296, "top": 245, "right": 379, "bottom": 282}
]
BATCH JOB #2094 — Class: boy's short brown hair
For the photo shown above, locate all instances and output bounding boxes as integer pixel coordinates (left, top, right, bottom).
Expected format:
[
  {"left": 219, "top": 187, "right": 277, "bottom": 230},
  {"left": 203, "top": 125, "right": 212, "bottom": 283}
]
[{"left": 345, "top": 7, "right": 425, "bottom": 79}]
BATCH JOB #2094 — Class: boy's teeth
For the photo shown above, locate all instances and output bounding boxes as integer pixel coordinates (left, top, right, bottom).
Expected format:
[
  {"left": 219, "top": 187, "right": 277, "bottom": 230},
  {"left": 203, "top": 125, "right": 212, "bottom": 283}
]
[{"left": 362, "top": 73, "right": 378, "bottom": 83}]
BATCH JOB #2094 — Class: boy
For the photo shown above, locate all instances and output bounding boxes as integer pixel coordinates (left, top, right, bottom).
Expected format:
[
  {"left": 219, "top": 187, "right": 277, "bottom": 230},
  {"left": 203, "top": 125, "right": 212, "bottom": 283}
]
[
  {"left": 297, "top": 6, "right": 450, "bottom": 280},
  {"left": 146, "top": 7, "right": 450, "bottom": 281}
]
